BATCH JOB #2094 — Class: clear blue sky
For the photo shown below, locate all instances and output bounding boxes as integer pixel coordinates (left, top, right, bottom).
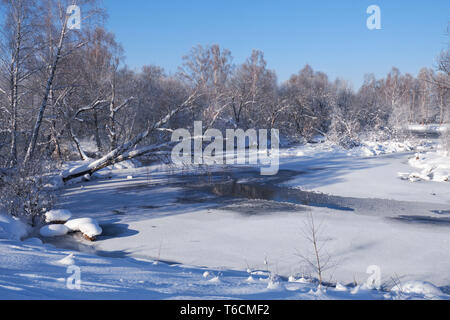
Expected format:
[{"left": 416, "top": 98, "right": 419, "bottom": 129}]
[{"left": 104, "top": 0, "right": 449, "bottom": 89}]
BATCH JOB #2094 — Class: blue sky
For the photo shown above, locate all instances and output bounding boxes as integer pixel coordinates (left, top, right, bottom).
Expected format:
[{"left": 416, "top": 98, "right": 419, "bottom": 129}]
[{"left": 104, "top": 0, "right": 449, "bottom": 89}]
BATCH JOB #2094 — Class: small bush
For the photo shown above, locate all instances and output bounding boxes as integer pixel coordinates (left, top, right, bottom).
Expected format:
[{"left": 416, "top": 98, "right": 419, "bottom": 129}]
[{"left": 0, "top": 161, "right": 55, "bottom": 225}]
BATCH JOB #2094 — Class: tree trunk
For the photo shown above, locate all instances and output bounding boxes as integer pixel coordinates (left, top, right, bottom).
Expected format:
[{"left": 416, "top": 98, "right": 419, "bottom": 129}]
[
  {"left": 9, "top": 6, "right": 22, "bottom": 166},
  {"left": 24, "top": 15, "right": 68, "bottom": 165},
  {"left": 93, "top": 110, "right": 103, "bottom": 152}
]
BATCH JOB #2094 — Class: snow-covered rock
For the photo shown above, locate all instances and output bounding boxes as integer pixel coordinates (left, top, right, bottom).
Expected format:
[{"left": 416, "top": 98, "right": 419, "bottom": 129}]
[
  {"left": 44, "top": 209, "right": 72, "bottom": 224},
  {"left": 39, "top": 224, "right": 70, "bottom": 238},
  {"left": 65, "top": 218, "right": 102, "bottom": 240}
]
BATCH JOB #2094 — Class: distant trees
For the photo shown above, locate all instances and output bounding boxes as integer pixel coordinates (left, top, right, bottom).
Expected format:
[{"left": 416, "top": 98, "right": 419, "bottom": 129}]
[
  {"left": 280, "top": 65, "right": 334, "bottom": 141},
  {"left": 178, "top": 44, "right": 232, "bottom": 128},
  {"left": 228, "top": 50, "right": 277, "bottom": 130},
  {"left": 0, "top": 1, "right": 448, "bottom": 190},
  {"left": 437, "top": 47, "right": 450, "bottom": 151}
]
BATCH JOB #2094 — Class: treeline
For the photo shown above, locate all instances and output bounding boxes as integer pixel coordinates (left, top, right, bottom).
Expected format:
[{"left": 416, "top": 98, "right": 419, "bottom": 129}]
[{"left": 0, "top": 0, "right": 449, "bottom": 169}]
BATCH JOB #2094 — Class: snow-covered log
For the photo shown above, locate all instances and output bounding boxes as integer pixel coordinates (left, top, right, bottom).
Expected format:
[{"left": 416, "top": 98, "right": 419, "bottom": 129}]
[{"left": 62, "top": 141, "right": 174, "bottom": 182}]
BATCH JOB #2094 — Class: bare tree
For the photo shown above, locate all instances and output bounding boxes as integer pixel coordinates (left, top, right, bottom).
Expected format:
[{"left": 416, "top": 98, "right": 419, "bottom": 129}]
[
  {"left": 178, "top": 44, "right": 232, "bottom": 128},
  {"left": 0, "top": 0, "right": 40, "bottom": 166},
  {"left": 296, "top": 213, "right": 333, "bottom": 287},
  {"left": 61, "top": 90, "right": 199, "bottom": 182},
  {"left": 24, "top": 0, "right": 103, "bottom": 164}
]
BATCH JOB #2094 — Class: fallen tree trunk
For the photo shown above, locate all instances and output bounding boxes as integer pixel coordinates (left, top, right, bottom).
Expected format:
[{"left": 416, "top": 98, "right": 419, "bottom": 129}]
[{"left": 61, "top": 141, "right": 174, "bottom": 182}]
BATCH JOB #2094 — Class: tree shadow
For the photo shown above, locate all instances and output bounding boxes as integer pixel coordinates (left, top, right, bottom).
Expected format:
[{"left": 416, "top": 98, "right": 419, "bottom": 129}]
[{"left": 390, "top": 215, "right": 450, "bottom": 227}]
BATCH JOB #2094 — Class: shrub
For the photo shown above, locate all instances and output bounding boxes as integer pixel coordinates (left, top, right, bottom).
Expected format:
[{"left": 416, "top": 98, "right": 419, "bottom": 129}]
[{"left": 0, "top": 161, "right": 55, "bottom": 225}]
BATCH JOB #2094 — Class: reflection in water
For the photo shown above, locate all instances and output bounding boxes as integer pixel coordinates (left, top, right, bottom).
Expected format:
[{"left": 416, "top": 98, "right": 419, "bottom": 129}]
[{"left": 208, "top": 180, "right": 355, "bottom": 212}]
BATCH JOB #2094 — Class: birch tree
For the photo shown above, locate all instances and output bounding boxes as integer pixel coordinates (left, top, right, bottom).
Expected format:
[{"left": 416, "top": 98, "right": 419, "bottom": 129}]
[
  {"left": 24, "top": 0, "right": 103, "bottom": 164},
  {"left": 0, "top": 0, "right": 38, "bottom": 166}
]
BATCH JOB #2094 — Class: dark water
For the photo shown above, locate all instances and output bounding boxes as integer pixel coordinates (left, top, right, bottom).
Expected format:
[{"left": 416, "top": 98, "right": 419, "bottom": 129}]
[
  {"left": 170, "top": 169, "right": 450, "bottom": 221},
  {"left": 205, "top": 180, "right": 354, "bottom": 211},
  {"left": 40, "top": 167, "right": 450, "bottom": 256}
]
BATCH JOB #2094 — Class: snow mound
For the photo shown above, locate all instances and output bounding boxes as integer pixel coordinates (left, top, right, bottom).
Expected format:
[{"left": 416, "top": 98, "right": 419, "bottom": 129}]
[
  {"left": 359, "top": 141, "right": 414, "bottom": 157},
  {"left": 40, "top": 224, "right": 70, "bottom": 238},
  {"left": 45, "top": 209, "right": 72, "bottom": 223},
  {"left": 0, "top": 214, "right": 28, "bottom": 241},
  {"left": 335, "top": 283, "right": 347, "bottom": 292},
  {"left": 406, "top": 151, "right": 450, "bottom": 182},
  {"left": 23, "top": 238, "right": 43, "bottom": 246},
  {"left": 65, "top": 218, "right": 102, "bottom": 239},
  {"left": 392, "top": 281, "right": 443, "bottom": 297}
]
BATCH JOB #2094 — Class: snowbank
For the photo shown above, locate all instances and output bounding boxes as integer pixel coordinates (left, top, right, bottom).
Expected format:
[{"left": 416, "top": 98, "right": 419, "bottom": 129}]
[
  {"left": 65, "top": 218, "right": 102, "bottom": 239},
  {"left": 44, "top": 209, "right": 72, "bottom": 223},
  {"left": 392, "top": 281, "right": 443, "bottom": 297},
  {"left": 0, "top": 214, "right": 28, "bottom": 241},
  {"left": 358, "top": 140, "right": 415, "bottom": 157},
  {"left": 408, "top": 124, "right": 449, "bottom": 134},
  {"left": 405, "top": 151, "right": 450, "bottom": 182},
  {"left": 39, "top": 224, "right": 70, "bottom": 238}
]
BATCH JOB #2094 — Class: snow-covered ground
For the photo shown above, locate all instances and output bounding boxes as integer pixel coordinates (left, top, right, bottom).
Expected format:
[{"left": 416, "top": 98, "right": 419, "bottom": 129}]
[{"left": 1, "top": 138, "right": 450, "bottom": 300}]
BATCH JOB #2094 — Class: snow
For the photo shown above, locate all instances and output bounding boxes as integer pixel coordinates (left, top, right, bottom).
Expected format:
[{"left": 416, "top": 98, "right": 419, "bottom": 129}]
[
  {"left": 45, "top": 209, "right": 72, "bottom": 223},
  {"left": 0, "top": 214, "right": 28, "bottom": 241},
  {"left": 407, "top": 150, "right": 450, "bottom": 182},
  {"left": 408, "top": 124, "right": 449, "bottom": 134},
  {"left": 64, "top": 218, "right": 102, "bottom": 238},
  {"left": 57, "top": 253, "right": 75, "bottom": 265},
  {"left": 1, "top": 235, "right": 414, "bottom": 300},
  {"left": 40, "top": 225, "right": 70, "bottom": 238},
  {"left": 391, "top": 281, "right": 443, "bottom": 297},
  {"left": 46, "top": 143, "right": 449, "bottom": 293},
  {"left": 358, "top": 140, "right": 415, "bottom": 157},
  {"left": 4, "top": 212, "right": 430, "bottom": 300},
  {"left": 44, "top": 175, "right": 64, "bottom": 190},
  {"left": 1, "top": 137, "right": 450, "bottom": 300},
  {"left": 335, "top": 283, "right": 347, "bottom": 292}
]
